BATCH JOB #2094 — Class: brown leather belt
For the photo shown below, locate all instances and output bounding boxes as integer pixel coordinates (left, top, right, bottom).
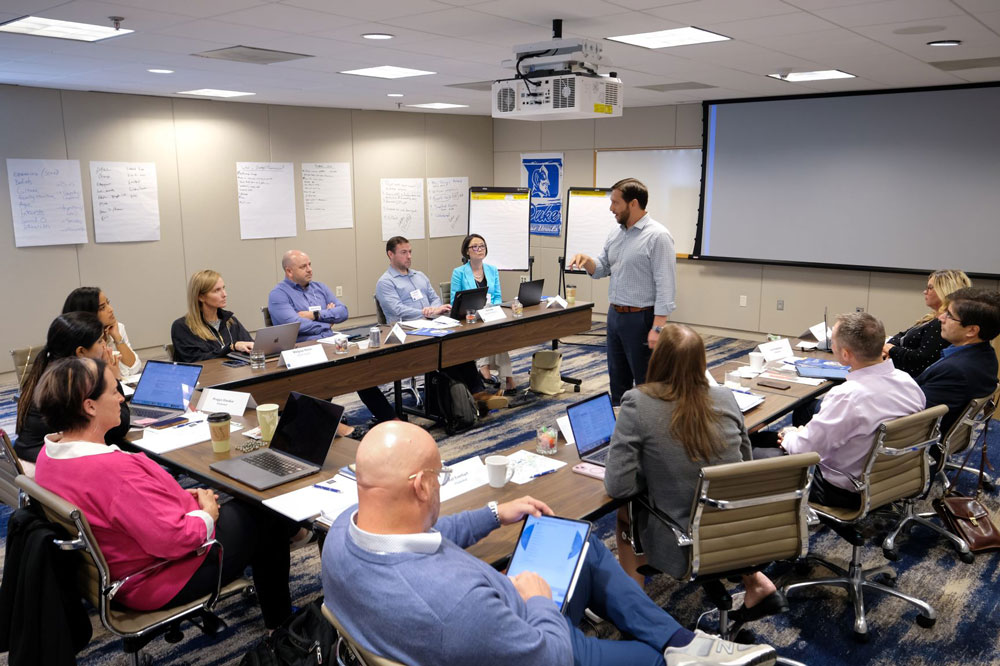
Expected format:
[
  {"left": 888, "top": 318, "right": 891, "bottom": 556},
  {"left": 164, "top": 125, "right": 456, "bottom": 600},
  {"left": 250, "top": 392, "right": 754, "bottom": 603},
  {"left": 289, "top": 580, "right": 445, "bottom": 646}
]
[{"left": 611, "top": 305, "right": 652, "bottom": 313}]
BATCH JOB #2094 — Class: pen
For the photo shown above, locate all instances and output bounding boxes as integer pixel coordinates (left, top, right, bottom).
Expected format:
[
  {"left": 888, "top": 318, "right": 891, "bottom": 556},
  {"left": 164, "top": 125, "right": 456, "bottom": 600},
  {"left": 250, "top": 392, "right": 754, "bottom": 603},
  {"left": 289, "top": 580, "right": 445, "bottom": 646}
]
[
  {"left": 313, "top": 484, "right": 341, "bottom": 493},
  {"left": 531, "top": 469, "right": 557, "bottom": 479}
]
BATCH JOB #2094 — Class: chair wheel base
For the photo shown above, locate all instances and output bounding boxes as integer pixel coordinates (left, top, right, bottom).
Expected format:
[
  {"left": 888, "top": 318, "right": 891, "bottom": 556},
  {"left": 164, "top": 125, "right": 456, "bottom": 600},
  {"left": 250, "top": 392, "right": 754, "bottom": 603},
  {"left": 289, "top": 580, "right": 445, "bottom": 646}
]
[
  {"left": 881, "top": 547, "right": 898, "bottom": 561},
  {"left": 984, "top": 480, "right": 995, "bottom": 492},
  {"left": 734, "top": 628, "right": 756, "bottom": 645},
  {"left": 958, "top": 549, "right": 975, "bottom": 564},
  {"left": 853, "top": 629, "right": 870, "bottom": 643},
  {"left": 916, "top": 614, "right": 936, "bottom": 628},
  {"left": 164, "top": 628, "right": 184, "bottom": 644}
]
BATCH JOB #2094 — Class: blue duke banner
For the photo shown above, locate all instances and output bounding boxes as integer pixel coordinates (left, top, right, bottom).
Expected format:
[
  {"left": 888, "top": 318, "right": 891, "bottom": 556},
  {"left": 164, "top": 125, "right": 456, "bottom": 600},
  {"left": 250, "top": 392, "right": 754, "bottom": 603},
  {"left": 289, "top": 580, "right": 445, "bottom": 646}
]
[{"left": 520, "top": 152, "right": 563, "bottom": 236}]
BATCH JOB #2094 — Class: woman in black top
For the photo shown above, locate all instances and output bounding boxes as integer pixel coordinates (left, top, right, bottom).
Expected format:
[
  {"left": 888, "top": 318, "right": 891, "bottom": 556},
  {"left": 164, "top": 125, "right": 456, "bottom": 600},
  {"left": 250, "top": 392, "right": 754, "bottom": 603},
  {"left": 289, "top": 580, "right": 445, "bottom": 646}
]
[
  {"left": 170, "top": 270, "right": 254, "bottom": 362},
  {"left": 14, "top": 312, "right": 130, "bottom": 462},
  {"left": 884, "top": 269, "right": 970, "bottom": 377}
]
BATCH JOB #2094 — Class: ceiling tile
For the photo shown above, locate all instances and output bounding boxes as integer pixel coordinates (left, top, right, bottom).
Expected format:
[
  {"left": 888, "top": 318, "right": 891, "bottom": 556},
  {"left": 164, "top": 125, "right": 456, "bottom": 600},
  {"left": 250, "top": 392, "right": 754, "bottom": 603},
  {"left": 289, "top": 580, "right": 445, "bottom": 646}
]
[{"left": 812, "top": 0, "right": 964, "bottom": 28}]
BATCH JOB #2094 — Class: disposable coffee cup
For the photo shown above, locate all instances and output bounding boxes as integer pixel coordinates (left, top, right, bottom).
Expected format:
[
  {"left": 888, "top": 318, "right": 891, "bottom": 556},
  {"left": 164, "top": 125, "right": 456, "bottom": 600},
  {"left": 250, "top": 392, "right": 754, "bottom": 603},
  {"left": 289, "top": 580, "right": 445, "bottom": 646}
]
[
  {"left": 207, "top": 412, "right": 231, "bottom": 453},
  {"left": 485, "top": 455, "right": 514, "bottom": 488},
  {"left": 257, "top": 403, "right": 280, "bottom": 445},
  {"left": 749, "top": 352, "right": 765, "bottom": 372},
  {"left": 566, "top": 285, "right": 577, "bottom": 305}
]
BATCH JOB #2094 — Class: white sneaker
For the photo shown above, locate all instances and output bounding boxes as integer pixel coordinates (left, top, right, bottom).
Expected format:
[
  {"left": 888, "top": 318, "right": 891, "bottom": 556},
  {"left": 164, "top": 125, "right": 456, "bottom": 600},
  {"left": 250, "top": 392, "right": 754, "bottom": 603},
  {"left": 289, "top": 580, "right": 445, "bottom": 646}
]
[{"left": 663, "top": 630, "right": 776, "bottom": 666}]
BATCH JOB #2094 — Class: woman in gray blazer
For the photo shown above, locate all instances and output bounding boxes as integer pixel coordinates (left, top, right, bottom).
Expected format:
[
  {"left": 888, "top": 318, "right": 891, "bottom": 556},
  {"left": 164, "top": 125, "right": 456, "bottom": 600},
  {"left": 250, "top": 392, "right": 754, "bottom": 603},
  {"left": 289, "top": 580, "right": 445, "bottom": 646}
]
[{"left": 604, "top": 323, "right": 786, "bottom": 624}]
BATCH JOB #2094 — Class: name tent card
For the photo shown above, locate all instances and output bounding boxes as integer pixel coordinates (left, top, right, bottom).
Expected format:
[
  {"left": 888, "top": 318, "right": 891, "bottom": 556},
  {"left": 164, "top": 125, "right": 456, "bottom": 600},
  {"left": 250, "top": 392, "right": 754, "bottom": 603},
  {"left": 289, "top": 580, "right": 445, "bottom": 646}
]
[
  {"left": 386, "top": 323, "right": 407, "bottom": 345},
  {"left": 546, "top": 295, "right": 568, "bottom": 309},
  {"left": 279, "top": 345, "right": 328, "bottom": 369},
  {"left": 197, "top": 388, "right": 256, "bottom": 417},
  {"left": 478, "top": 305, "right": 507, "bottom": 323}
]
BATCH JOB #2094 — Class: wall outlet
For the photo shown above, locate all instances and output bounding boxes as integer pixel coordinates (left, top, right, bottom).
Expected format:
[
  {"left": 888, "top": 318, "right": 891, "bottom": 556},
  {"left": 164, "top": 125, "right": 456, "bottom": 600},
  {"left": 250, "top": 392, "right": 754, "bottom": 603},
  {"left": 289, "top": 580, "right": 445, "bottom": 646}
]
[
  {"left": 777, "top": 299, "right": 784, "bottom": 311},
  {"left": 335, "top": 285, "right": 343, "bottom": 297},
  {"left": 739, "top": 295, "right": 747, "bottom": 307},
  {"left": 520, "top": 276, "right": 529, "bottom": 283}
]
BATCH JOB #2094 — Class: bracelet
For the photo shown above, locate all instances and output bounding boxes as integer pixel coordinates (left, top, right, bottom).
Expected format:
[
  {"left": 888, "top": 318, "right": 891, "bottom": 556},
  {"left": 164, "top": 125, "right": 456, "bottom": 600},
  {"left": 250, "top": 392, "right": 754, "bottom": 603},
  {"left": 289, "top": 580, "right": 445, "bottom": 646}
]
[{"left": 487, "top": 501, "right": 501, "bottom": 527}]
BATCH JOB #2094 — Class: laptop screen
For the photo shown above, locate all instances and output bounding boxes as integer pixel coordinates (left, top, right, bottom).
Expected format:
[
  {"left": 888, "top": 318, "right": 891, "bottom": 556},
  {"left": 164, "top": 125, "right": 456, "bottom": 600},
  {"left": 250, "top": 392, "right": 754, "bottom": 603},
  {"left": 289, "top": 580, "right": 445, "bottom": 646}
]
[
  {"left": 131, "top": 361, "right": 202, "bottom": 410},
  {"left": 269, "top": 392, "right": 344, "bottom": 465},
  {"left": 567, "top": 393, "right": 616, "bottom": 456}
]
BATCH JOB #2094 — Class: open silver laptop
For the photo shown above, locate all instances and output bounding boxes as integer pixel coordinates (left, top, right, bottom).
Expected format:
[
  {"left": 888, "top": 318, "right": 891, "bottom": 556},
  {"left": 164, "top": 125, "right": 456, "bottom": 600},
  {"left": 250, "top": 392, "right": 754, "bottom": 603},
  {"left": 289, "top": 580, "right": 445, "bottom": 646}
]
[
  {"left": 567, "top": 392, "right": 617, "bottom": 467},
  {"left": 227, "top": 322, "right": 300, "bottom": 361},
  {"left": 129, "top": 360, "right": 202, "bottom": 425},
  {"left": 209, "top": 392, "right": 343, "bottom": 491},
  {"left": 501, "top": 279, "right": 544, "bottom": 308}
]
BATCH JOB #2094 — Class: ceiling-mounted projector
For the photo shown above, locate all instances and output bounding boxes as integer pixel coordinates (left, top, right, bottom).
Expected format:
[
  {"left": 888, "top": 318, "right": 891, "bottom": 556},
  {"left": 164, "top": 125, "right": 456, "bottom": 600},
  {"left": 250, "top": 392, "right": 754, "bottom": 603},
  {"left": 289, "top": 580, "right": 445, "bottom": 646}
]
[{"left": 491, "top": 27, "right": 623, "bottom": 121}]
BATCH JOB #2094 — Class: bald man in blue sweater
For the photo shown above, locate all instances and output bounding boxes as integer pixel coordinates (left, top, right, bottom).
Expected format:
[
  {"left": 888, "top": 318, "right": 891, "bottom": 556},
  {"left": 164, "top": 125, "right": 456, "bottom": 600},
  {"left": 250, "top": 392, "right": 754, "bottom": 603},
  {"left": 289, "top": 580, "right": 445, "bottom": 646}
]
[{"left": 321, "top": 422, "right": 776, "bottom": 666}]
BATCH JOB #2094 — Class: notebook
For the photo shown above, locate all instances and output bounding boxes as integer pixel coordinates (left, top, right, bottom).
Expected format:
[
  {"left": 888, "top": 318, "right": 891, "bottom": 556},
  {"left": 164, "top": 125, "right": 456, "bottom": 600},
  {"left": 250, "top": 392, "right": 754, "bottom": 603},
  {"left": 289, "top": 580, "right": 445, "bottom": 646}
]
[
  {"left": 506, "top": 514, "right": 592, "bottom": 613},
  {"left": 209, "top": 392, "right": 344, "bottom": 491},
  {"left": 501, "top": 279, "right": 544, "bottom": 308},
  {"left": 567, "top": 392, "right": 617, "bottom": 467},
  {"left": 451, "top": 287, "right": 489, "bottom": 316},
  {"left": 129, "top": 360, "right": 203, "bottom": 425},
  {"left": 227, "top": 322, "right": 300, "bottom": 361}
]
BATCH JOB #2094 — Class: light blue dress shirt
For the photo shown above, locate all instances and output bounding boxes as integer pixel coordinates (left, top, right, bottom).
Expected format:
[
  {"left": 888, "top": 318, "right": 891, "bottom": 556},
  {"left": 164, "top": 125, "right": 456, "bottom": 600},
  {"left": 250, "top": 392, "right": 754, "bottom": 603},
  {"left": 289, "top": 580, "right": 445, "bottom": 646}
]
[
  {"left": 591, "top": 214, "right": 677, "bottom": 316},
  {"left": 267, "top": 277, "right": 348, "bottom": 341},
  {"left": 375, "top": 266, "right": 442, "bottom": 323}
]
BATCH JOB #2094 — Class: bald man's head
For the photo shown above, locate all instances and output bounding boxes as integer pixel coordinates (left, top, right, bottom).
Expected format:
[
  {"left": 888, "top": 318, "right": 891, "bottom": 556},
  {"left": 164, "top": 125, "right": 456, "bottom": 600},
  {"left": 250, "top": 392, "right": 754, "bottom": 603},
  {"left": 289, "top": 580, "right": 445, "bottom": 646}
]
[
  {"left": 282, "top": 250, "right": 313, "bottom": 286},
  {"left": 355, "top": 422, "right": 443, "bottom": 533}
]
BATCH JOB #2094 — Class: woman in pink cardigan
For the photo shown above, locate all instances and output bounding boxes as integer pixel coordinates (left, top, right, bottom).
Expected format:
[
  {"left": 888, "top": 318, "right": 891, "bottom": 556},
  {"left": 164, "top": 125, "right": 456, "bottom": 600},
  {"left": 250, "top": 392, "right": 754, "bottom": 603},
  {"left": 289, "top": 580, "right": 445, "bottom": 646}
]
[{"left": 32, "top": 356, "right": 296, "bottom": 629}]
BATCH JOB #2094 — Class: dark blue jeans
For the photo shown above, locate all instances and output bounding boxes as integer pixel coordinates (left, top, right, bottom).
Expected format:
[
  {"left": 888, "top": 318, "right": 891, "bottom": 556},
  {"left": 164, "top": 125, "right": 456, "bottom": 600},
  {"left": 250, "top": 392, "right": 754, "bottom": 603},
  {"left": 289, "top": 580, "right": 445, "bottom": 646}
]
[
  {"left": 564, "top": 535, "right": 680, "bottom": 666},
  {"left": 607, "top": 307, "right": 655, "bottom": 406}
]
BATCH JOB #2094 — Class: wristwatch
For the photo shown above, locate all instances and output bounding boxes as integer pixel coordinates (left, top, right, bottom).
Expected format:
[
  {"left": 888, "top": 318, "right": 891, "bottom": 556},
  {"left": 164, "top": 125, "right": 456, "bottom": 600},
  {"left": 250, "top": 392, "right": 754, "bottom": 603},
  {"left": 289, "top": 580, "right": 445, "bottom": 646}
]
[
  {"left": 312, "top": 310, "right": 319, "bottom": 321},
  {"left": 653, "top": 325, "right": 663, "bottom": 334},
  {"left": 487, "top": 501, "right": 501, "bottom": 527}
]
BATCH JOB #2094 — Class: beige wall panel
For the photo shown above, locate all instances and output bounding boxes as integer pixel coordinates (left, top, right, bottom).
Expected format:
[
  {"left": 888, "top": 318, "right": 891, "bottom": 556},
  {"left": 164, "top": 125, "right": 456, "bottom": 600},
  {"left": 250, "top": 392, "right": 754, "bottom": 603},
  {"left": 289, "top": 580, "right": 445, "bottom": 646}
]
[
  {"left": 63, "top": 91, "right": 186, "bottom": 350},
  {"left": 676, "top": 103, "right": 703, "bottom": 147},
  {"left": 493, "top": 152, "right": 522, "bottom": 188},
  {"left": 351, "top": 111, "right": 427, "bottom": 311},
  {"left": 493, "top": 119, "right": 541, "bottom": 152},
  {"left": 759, "top": 265, "right": 870, "bottom": 337},
  {"left": 425, "top": 114, "right": 495, "bottom": 296},
  {"left": 595, "top": 106, "right": 677, "bottom": 149},
  {"left": 673, "top": 260, "right": 763, "bottom": 331},
  {"left": 0, "top": 87, "right": 81, "bottom": 370},
  {"left": 868, "top": 272, "right": 933, "bottom": 335},
  {"left": 173, "top": 99, "right": 276, "bottom": 331},
  {"left": 541, "top": 119, "right": 595, "bottom": 151},
  {"left": 267, "top": 105, "right": 358, "bottom": 318}
]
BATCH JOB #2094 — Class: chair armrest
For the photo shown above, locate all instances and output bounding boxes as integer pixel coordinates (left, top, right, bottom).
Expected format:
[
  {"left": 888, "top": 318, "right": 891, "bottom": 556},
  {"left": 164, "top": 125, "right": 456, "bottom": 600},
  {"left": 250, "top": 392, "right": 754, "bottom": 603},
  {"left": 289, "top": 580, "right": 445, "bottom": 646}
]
[
  {"left": 107, "top": 538, "right": 223, "bottom": 602},
  {"left": 634, "top": 495, "right": 693, "bottom": 547},
  {"left": 700, "top": 488, "right": 808, "bottom": 510}
]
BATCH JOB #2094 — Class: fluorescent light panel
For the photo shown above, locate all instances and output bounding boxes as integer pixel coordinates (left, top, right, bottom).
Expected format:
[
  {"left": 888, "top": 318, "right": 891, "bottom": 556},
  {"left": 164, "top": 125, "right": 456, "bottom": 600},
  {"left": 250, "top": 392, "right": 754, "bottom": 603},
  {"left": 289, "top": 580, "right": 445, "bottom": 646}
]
[
  {"left": 0, "top": 15, "right": 133, "bottom": 42},
  {"left": 177, "top": 89, "right": 256, "bottom": 98},
  {"left": 768, "top": 70, "right": 855, "bottom": 82},
  {"left": 405, "top": 103, "right": 468, "bottom": 109},
  {"left": 606, "top": 26, "right": 729, "bottom": 49},
  {"left": 362, "top": 33, "right": 394, "bottom": 40},
  {"left": 340, "top": 65, "right": 435, "bottom": 79},
  {"left": 148, "top": 69, "right": 174, "bottom": 74}
]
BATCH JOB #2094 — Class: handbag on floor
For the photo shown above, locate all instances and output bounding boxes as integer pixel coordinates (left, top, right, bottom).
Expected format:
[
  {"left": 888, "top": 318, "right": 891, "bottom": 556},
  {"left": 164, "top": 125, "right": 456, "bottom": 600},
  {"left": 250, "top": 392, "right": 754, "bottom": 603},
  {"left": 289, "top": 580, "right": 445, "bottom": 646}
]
[
  {"left": 240, "top": 598, "right": 334, "bottom": 666},
  {"left": 932, "top": 420, "right": 1000, "bottom": 553},
  {"left": 529, "top": 350, "right": 563, "bottom": 395}
]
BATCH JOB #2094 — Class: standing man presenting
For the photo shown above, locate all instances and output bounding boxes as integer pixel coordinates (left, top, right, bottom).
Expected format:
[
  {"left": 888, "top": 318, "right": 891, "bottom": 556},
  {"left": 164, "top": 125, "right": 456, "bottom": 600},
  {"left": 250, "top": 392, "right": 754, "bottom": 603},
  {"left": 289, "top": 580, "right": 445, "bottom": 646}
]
[{"left": 569, "top": 178, "right": 676, "bottom": 406}]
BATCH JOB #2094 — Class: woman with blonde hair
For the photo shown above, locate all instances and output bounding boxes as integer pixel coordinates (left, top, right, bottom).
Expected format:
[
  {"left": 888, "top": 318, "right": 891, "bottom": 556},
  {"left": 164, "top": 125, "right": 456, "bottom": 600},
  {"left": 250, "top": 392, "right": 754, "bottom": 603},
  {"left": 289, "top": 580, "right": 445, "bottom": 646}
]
[
  {"left": 884, "top": 269, "right": 971, "bottom": 377},
  {"left": 170, "top": 270, "right": 254, "bottom": 362},
  {"left": 605, "top": 323, "right": 786, "bottom": 624}
]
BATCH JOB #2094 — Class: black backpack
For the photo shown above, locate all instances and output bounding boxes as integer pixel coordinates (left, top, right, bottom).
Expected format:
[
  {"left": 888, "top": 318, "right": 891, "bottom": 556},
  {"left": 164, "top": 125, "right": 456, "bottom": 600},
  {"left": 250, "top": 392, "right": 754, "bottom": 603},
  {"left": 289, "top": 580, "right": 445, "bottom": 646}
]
[
  {"left": 240, "top": 599, "right": 335, "bottom": 666},
  {"left": 428, "top": 371, "right": 478, "bottom": 435}
]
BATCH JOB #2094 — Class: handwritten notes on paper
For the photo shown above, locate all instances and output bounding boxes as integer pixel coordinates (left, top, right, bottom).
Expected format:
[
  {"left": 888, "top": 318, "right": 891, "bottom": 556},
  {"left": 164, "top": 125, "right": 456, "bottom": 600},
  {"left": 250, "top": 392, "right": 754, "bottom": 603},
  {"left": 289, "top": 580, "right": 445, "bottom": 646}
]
[
  {"left": 302, "top": 162, "right": 353, "bottom": 230},
  {"left": 380, "top": 178, "right": 424, "bottom": 240},
  {"left": 90, "top": 161, "right": 160, "bottom": 242},
  {"left": 7, "top": 158, "right": 87, "bottom": 247},
  {"left": 427, "top": 177, "right": 468, "bottom": 238},
  {"left": 237, "top": 162, "right": 296, "bottom": 239}
]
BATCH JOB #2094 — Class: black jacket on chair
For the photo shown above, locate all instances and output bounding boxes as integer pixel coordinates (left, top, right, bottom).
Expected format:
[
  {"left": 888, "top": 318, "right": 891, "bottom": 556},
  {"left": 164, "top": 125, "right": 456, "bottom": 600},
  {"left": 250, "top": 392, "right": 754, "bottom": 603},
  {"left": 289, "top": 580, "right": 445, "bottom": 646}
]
[{"left": 0, "top": 507, "right": 93, "bottom": 666}]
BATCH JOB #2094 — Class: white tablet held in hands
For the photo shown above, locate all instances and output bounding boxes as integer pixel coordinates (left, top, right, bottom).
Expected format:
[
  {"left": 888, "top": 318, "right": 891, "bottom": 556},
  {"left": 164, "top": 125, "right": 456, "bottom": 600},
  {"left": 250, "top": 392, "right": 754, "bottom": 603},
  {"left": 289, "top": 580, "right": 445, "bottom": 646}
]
[{"left": 506, "top": 514, "right": 592, "bottom": 613}]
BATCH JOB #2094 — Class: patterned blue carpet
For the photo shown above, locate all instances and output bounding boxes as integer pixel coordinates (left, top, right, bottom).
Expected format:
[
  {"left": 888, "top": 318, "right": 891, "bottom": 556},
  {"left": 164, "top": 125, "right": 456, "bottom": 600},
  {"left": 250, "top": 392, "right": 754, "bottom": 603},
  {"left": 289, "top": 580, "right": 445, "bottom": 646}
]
[{"left": 2, "top": 329, "right": 999, "bottom": 665}]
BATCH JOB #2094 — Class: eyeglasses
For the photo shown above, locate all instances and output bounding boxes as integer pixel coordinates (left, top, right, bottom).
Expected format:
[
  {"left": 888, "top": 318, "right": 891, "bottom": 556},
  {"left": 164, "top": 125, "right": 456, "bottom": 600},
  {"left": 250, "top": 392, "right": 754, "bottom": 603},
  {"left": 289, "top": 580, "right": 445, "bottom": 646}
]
[
  {"left": 467, "top": 244, "right": 486, "bottom": 251},
  {"left": 407, "top": 466, "right": 453, "bottom": 486},
  {"left": 922, "top": 285, "right": 934, "bottom": 292},
  {"left": 942, "top": 309, "right": 964, "bottom": 325}
]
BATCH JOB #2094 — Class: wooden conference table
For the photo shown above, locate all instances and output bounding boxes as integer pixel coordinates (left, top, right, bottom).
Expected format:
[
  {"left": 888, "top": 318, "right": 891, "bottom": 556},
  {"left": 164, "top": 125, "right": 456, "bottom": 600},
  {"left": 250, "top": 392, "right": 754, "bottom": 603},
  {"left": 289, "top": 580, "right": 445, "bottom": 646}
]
[{"left": 195, "top": 300, "right": 595, "bottom": 409}]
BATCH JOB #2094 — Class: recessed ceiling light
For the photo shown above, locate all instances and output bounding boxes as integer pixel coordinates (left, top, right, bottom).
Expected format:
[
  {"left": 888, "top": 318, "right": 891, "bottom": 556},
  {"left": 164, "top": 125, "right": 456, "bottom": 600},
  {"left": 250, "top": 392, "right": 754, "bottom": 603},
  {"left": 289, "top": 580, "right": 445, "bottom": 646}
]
[
  {"left": 405, "top": 103, "right": 468, "bottom": 110},
  {"left": 362, "top": 33, "right": 394, "bottom": 40},
  {"left": 148, "top": 68, "right": 174, "bottom": 74},
  {"left": 927, "top": 39, "right": 962, "bottom": 46},
  {"left": 177, "top": 88, "right": 256, "bottom": 98},
  {"left": 606, "top": 26, "right": 729, "bottom": 49},
  {"left": 767, "top": 70, "right": 855, "bottom": 82},
  {"left": 340, "top": 66, "right": 435, "bottom": 79},
  {"left": 387, "top": 93, "right": 404, "bottom": 97},
  {"left": 0, "top": 15, "right": 133, "bottom": 42}
]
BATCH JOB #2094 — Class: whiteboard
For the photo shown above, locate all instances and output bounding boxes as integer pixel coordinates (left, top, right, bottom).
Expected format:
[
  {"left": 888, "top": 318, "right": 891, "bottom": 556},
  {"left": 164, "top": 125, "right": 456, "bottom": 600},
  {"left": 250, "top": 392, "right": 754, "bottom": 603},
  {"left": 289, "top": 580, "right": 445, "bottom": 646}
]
[
  {"left": 7, "top": 158, "right": 88, "bottom": 247},
  {"left": 594, "top": 148, "right": 702, "bottom": 255},
  {"left": 564, "top": 188, "right": 615, "bottom": 268},
  {"left": 468, "top": 188, "right": 529, "bottom": 271}
]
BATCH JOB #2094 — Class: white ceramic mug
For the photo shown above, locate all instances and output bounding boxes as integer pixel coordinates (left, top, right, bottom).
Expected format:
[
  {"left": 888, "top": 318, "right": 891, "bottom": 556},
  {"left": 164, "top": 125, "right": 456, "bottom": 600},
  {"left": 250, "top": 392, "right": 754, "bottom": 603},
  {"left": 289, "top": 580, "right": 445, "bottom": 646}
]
[
  {"left": 749, "top": 351, "right": 766, "bottom": 372},
  {"left": 485, "top": 455, "right": 514, "bottom": 488}
]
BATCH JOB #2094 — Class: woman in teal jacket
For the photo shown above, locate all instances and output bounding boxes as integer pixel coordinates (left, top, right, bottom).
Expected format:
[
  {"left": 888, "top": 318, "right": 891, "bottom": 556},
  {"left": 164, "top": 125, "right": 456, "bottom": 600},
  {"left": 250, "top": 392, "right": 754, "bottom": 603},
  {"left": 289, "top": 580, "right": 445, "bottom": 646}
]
[{"left": 450, "top": 234, "right": 515, "bottom": 392}]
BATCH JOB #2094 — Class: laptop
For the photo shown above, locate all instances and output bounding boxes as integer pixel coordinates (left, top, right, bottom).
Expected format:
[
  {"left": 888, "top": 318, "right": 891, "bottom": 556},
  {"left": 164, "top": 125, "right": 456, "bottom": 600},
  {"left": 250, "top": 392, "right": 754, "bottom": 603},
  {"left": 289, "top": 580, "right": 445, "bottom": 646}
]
[
  {"left": 501, "top": 279, "right": 544, "bottom": 308},
  {"left": 451, "top": 287, "right": 489, "bottom": 316},
  {"left": 227, "top": 322, "right": 300, "bottom": 361},
  {"left": 567, "top": 392, "right": 617, "bottom": 467},
  {"left": 209, "top": 392, "right": 344, "bottom": 491},
  {"left": 129, "top": 360, "right": 203, "bottom": 425}
]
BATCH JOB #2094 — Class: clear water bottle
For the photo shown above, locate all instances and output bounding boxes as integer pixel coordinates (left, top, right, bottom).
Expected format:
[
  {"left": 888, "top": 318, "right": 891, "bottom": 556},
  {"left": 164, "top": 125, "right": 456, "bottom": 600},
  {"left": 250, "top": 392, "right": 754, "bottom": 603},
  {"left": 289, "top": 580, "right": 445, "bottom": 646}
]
[{"left": 511, "top": 297, "right": 523, "bottom": 318}]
